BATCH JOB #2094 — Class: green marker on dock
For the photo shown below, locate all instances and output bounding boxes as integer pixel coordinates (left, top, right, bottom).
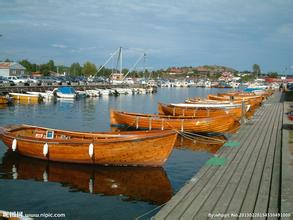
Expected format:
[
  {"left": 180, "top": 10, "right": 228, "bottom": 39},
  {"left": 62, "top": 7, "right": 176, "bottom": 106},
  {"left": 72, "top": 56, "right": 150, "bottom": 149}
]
[
  {"left": 223, "top": 141, "right": 240, "bottom": 147},
  {"left": 206, "top": 157, "right": 227, "bottom": 166}
]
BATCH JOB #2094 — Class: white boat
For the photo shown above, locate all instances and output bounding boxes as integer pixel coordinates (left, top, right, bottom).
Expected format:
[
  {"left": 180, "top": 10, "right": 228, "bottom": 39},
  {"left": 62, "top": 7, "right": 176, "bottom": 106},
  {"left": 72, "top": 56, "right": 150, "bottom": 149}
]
[
  {"left": 85, "top": 90, "right": 101, "bottom": 97},
  {"left": 96, "top": 89, "right": 112, "bottom": 96},
  {"left": 54, "top": 86, "right": 76, "bottom": 99},
  {"left": 205, "top": 81, "right": 211, "bottom": 88},
  {"left": 26, "top": 91, "right": 54, "bottom": 99},
  {"left": 114, "top": 88, "right": 133, "bottom": 95}
]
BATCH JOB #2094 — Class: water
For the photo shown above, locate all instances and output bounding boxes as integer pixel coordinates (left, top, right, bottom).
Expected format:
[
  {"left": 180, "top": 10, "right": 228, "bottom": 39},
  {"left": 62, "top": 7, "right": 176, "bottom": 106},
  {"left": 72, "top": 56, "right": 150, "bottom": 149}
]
[{"left": 0, "top": 87, "right": 229, "bottom": 219}]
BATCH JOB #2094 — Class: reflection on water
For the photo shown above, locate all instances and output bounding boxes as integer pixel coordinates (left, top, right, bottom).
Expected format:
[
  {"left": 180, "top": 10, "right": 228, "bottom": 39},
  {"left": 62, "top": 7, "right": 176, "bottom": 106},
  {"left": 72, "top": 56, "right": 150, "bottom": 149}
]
[
  {"left": 0, "top": 152, "right": 172, "bottom": 205},
  {"left": 175, "top": 135, "right": 226, "bottom": 154}
]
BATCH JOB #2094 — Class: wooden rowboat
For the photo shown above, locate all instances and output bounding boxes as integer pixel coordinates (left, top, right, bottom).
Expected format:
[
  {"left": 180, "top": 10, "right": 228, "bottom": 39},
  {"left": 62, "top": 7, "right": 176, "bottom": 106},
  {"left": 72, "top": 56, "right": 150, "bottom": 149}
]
[
  {"left": 110, "top": 109, "right": 235, "bottom": 133},
  {"left": 1, "top": 151, "right": 172, "bottom": 204},
  {"left": 185, "top": 97, "right": 244, "bottom": 105},
  {"left": 0, "top": 124, "right": 177, "bottom": 167},
  {"left": 207, "top": 94, "right": 262, "bottom": 108},
  {"left": 157, "top": 102, "right": 244, "bottom": 120}
]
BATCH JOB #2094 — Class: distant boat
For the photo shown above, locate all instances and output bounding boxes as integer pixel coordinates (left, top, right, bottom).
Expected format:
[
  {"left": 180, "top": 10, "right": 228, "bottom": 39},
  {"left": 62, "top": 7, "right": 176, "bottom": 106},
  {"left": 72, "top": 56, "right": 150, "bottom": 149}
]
[
  {"left": 207, "top": 94, "right": 263, "bottom": 108},
  {"left": 157, "top": 102, "right": 246, "bottom": 120},
  {"left": 0, "top": 124, "right": 177, "bottom": 167},
  {"left": 26, "top": 91, "right": 55, "bottom": 99},
  {"left": 0, "top": 95, "right": 9, "bottom": 104},
  {"left": 54, "top": 86, "right": 76, "bottom": 99},
  {"left": 9, "top": 92, "right": 43, "bottom": 102}
]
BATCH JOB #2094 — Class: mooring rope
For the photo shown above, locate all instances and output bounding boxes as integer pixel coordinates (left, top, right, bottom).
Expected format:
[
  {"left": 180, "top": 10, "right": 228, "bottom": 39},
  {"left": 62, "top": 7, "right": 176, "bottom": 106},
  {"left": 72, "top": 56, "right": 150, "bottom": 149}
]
[{"left": 135, "top": 202, "right": 167, "bottom": 220}]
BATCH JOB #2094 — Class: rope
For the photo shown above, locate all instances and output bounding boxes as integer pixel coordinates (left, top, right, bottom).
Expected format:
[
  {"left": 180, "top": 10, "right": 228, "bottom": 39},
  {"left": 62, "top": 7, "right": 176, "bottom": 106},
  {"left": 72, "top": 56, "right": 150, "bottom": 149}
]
[
  {"left": 135, "top": 202, "right": 167, "bottom": 220},
  {"left": 179, "top": 131, "right": 226, "bottom": 143}
]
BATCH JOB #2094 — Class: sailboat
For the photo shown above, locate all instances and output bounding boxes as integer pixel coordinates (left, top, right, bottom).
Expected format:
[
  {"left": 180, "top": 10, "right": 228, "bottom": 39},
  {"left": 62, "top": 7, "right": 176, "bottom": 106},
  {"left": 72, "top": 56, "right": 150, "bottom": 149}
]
[{"left": 95, "top": 47, "right": 147, "bottom": 85}]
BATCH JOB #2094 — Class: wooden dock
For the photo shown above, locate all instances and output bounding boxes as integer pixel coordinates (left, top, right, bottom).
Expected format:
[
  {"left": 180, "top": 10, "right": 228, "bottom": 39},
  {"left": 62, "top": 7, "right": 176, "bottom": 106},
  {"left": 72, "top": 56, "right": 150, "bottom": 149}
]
[{"left": 153, "top": 92, "right": 293, "bottom": 219}]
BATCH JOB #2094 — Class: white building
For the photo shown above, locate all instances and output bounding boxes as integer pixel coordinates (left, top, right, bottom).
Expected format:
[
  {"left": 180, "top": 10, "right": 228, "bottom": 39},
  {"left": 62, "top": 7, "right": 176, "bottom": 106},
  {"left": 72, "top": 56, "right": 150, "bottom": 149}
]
[{"left": 0, "top": 62, "right": 26, "bottom": 77}]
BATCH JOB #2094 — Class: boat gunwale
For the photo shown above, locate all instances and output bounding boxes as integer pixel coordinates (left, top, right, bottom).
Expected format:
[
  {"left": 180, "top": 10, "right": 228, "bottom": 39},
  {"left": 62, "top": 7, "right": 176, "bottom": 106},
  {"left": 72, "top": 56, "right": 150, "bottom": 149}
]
[
  {"left": 0, "top": 124, "right": 177, "bottom": 145},
  {"left": 112, "top": 109, "right": 233, "bottom": 121}
]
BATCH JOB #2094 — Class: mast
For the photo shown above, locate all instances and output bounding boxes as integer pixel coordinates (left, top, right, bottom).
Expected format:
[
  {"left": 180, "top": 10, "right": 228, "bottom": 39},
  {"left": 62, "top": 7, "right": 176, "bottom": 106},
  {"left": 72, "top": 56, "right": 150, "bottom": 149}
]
[
  {"left": 122, "top": 52, "right": 146, "bottom": 80},
  {"left": 120, "top": 47, "right": 123, "bottom": 75},
  {"left": 143, "top": 52, "right": 146, "bottom": 75},
  {"left": 115, "top": 47, "right": 122, "bottom": 75}
]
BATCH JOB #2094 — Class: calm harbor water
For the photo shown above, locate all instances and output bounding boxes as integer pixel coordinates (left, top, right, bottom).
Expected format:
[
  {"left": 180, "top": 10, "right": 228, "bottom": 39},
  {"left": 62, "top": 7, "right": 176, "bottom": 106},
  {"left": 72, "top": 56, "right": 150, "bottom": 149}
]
[{"left": 0, "top": 87, "right": 232, "bottom": 220}]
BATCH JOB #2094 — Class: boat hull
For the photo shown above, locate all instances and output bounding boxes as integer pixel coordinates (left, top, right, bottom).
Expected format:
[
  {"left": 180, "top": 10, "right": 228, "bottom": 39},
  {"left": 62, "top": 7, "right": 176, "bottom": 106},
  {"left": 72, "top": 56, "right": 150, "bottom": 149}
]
[
  {"left": 0, "top": 96, "right": 8, "bottom": 104},
  {"left": 0, "top": 125, "right": 177, "bottom": 167},
  {"left": 9, "top": 93, "right": 41, "bottom": 102},
  {"left": 207, "top": 94, "right": 262, "bottom": 108},
  {"left": 158, "top": 103, "right": 242, "bottom": 120},
  {"left": 110, "top": 110, "right": 235, "bottom": 133}
]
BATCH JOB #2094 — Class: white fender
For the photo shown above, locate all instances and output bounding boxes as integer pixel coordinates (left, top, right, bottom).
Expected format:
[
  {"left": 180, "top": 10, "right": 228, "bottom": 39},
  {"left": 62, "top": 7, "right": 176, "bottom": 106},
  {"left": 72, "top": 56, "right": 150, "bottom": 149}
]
[
  {"left": 43, "top": 143, "right": 49, "bottom": 156},
  {"left": 12, "top": 164, "right": 18, "bottom": 179},
  {"left": 89, "top": 143, "right": 94, "bottom": 158},
  {"left": 89, "top": 178, "right": 93, "bottom": 194},
  {"left": 12, "top": 139, "right": 17, "bottom": 151},
  {"left": 43, "top": 170, "right": 48, "bottom": 182}
]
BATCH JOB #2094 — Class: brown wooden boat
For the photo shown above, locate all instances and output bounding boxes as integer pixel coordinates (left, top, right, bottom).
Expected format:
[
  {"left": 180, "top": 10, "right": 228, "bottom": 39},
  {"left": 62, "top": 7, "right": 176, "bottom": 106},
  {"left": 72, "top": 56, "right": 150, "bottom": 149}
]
[
  {"left": 207, "top": 94, "right": 262, "bottom": 108},
  {"left": 0, "top": 124, "right": 177, "bottom": 167},
  {"left": 0, "top": 152, "right": 172, "bottom": 204},
  {"left": 110, "top": 110, "right": 235, "bottom": 133},
  {"left": 185, "top": 97, "right": 244, "bottom": 105},
  {"left": 157, "top": 102, "right": 243, "bottom": 120}
]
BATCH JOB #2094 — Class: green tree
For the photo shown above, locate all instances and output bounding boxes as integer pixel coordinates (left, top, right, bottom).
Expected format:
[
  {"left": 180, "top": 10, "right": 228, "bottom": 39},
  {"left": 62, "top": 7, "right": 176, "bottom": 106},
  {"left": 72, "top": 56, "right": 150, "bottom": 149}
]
[
  {"left": 19, "top": 59, "right": 33, "bottom": 74},
  {"left": 252, "top": 64, "right": 261, "bottom": 77},
  {"left": 40, "top": 64, "right": 50, "bottom": 76},
  {"left": 70, "top": 62, "right": 82, "bottom": 76},
  {"left": 82, "top": 61, "right": 97, "bottom": 76},
  {"left": 47, "top": 60, "right": 55, "bottom": 72}
]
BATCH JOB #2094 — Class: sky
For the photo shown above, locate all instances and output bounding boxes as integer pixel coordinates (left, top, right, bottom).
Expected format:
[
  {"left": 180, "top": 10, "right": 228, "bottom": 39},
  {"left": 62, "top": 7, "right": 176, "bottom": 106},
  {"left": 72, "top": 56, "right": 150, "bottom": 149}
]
[{"left": 0, "top": 0, "right": 292, "bottom": 73}]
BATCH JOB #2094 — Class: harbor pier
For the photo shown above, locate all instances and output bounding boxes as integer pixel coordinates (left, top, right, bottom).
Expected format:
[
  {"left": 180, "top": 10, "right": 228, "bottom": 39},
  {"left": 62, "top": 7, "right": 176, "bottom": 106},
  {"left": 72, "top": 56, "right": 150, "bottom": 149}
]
[{"left": 153, "top": 92, "right": 293, "bottom": 219}]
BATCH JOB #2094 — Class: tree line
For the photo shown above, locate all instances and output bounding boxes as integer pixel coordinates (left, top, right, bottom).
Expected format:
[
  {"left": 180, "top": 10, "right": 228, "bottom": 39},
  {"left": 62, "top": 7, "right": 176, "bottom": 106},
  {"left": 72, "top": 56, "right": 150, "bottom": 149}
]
[
  {"left": 1, "top": 59, "right": 280, "bottom": 80},
  {"left": 1, "top": 58, "right": 160, "bottom": 78}
]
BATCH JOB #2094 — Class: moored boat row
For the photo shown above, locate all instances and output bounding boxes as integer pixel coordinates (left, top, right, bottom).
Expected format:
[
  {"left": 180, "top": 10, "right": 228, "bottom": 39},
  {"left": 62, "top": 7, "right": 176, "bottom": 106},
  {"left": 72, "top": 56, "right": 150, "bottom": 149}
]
[{"left": 0, "top": 89, "right": 273, "bottom": 167}]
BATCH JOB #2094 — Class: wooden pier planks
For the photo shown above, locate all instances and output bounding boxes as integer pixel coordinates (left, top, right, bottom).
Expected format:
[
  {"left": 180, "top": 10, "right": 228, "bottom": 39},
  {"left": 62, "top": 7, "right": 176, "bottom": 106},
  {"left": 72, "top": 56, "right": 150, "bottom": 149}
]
[{"left": 153, "top": 93, "right": 285, "bottom": 220}]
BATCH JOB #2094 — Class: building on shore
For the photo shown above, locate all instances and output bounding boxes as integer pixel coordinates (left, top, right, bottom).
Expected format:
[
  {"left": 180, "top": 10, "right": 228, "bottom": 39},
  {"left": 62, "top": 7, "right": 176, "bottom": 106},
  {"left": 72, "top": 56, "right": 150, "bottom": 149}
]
[{"left": 0, "top": 62, "right": 26, "bottom": 77}]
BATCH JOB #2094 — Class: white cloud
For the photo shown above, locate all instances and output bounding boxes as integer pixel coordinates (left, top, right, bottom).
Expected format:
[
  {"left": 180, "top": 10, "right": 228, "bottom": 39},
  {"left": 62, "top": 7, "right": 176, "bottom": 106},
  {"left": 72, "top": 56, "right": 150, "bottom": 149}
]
[{"left": 51, "top": 44, "right": 67, "bottom": 49}]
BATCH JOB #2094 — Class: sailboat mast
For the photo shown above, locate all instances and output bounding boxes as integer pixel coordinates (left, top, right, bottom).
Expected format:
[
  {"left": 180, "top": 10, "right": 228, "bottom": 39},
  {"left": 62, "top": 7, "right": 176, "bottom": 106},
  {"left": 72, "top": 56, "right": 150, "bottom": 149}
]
[
  {"left": 120, "top": 47, "right": 122, "bottom": 75},
  {"left": 143, "top": 52, "right": 146, "bottom": 74}
]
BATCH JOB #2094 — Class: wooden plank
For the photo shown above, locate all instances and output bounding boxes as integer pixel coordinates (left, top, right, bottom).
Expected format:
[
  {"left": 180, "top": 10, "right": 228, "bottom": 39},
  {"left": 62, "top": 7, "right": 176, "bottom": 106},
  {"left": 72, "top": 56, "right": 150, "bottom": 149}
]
[
  {"left": 165, "top": 113, "right": 268, "bottom": 220},
  {"left": 153, "top": 94, "right": 280, "bottom": 220},
  {"left": 215, "top": 104, "right": 278, "bottom": 216},
  {"left": 232, "top": 104, "right": 279, "bottom": 215},
  {"left": 252, "top": 103, "right": 282, "bottom": 219},
  {"left": 164, "top": 103, "right": 273, "bottom": 219},
  {"left": 185, "top": 101, "right": 275, "bottom": 218},
  {"left": 265, "top": 102, "right": 282, "bottom": 218},
  {"left": 189, "top": 103, "right": 279, "bottom": 219},
  {"left": 154, "top": 108, "right": 265, "bottom": 220}
]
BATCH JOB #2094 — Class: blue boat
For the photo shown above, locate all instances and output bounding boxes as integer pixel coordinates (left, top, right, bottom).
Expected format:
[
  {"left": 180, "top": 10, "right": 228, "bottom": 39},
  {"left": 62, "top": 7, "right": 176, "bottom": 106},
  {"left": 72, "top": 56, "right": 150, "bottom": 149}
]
[{"left": 54, "top": 86, "right": 77, "bottom": 99}]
